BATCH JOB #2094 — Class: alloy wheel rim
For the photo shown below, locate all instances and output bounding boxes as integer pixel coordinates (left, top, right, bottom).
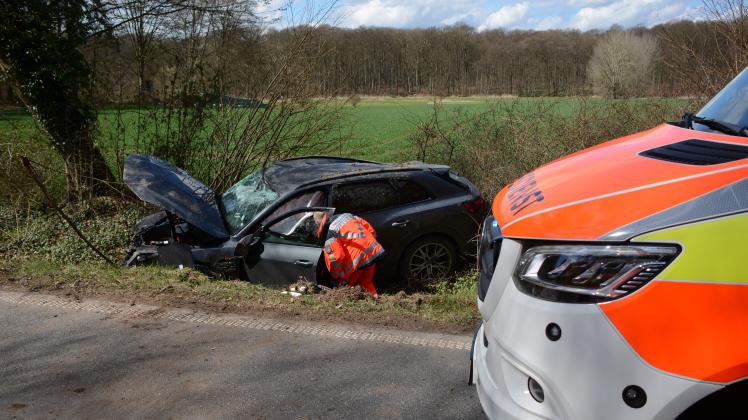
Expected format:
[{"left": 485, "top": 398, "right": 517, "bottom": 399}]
[{"left": 408, "top": 242, "right": 452, "bottom": 279}]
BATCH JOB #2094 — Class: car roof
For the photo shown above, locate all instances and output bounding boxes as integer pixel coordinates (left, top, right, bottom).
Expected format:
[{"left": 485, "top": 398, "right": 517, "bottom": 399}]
[{"left": 262, "top": 156, "right": 449, "bottom": 194}]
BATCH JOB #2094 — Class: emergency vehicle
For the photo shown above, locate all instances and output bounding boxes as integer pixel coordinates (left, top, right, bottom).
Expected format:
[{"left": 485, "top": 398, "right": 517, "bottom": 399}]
[{"left": 472, "top": 69, "right": 748, "bottom": 419}]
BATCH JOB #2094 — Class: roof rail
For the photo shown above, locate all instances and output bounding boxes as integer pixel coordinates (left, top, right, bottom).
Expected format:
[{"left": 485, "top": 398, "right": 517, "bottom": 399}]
[
  {"left": 294, "top": 167, "right": 424, "bottom": 190},
  {"left": 277, "top": 155, "right": 382, "bottom": 164}
]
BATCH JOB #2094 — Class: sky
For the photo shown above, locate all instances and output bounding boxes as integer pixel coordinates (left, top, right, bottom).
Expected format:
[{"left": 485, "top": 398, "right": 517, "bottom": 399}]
[{"left": 260, "top": 0, "right": 704, "bottom": 31}]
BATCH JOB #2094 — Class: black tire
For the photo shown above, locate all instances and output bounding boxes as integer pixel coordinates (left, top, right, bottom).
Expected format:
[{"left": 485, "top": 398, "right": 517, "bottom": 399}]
[{"left": 399, "top": 236, "right": 457, "bottom": 284}]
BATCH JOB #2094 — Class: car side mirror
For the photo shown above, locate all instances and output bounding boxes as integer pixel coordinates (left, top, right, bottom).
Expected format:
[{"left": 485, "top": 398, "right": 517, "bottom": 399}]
[{"left": 235, "top": 232, "right": 263, "bottom": 257}]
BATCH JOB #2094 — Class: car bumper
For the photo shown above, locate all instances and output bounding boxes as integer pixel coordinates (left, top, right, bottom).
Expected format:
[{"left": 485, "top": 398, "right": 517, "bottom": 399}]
[
  {"left": 473, "top": 243, "right": 721, "bottom": 420},
  {"left": 474, "top": 322, "right": 546, "bottom": 419}
]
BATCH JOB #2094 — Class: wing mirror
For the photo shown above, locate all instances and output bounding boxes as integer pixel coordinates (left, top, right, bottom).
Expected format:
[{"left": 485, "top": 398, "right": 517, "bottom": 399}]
[{"left": 234, "top": 233, "right": 263, "bottom": 257}]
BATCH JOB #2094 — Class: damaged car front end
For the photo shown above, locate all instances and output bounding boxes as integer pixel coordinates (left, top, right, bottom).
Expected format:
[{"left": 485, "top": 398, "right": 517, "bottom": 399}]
[{"left": 123, "top": 154, "right": 324, "bottom": 279}]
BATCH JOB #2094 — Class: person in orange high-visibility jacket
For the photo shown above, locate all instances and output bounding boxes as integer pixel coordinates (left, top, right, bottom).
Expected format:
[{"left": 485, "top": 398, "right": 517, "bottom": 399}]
[{"left": 323, "top": 213, "right": 385, "bottom": 297}]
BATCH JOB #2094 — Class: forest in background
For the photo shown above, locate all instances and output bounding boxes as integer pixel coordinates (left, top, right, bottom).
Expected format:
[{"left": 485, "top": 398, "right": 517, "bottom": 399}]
[{"left": 84, "top": 18, "right": 741, "bottom": 104}]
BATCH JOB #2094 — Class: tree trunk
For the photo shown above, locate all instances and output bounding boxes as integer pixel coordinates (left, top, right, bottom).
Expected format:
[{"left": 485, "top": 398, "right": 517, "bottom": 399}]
[{"left": 57, "top": 122, "right": 115, "bottom": 200}]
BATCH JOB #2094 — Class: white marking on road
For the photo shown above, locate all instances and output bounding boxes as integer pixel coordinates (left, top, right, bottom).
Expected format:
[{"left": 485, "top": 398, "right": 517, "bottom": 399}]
[{"left": 0, "top": 291, "right": 472, "bottom": 351}]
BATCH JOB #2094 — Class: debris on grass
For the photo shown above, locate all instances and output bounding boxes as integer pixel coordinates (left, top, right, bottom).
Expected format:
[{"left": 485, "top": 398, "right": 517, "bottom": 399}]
[{"left": 283, "top": 277, "right": 319, "bottom": 297}]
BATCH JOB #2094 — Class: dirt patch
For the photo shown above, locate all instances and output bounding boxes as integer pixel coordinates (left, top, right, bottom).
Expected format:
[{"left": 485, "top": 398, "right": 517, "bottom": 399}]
[{"left": 317, "top": 285, "right": 367, "bottom": 302}]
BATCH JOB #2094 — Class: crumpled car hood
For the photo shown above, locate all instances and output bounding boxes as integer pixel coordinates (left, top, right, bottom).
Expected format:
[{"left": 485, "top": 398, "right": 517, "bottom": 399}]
[
  {"left": 124, "top": 154, "right": 229, "bottom": 239},
  {"left": 493, "top": 124, "right": 748, "bottom": 241}
]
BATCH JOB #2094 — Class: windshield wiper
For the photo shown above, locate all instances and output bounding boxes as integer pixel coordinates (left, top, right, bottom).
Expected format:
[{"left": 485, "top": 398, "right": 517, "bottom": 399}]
[{"left": 682, "top": 113, "right": 748, "bottom": 137}]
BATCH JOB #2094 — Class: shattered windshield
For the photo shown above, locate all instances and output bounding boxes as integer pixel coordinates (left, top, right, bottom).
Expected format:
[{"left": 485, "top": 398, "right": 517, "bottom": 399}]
[
  {"left": 220, "top": 171, "right": 279, "bottom": 233},
  {"left": 698, "top": 67, "right": 748, "bottom": 131}
]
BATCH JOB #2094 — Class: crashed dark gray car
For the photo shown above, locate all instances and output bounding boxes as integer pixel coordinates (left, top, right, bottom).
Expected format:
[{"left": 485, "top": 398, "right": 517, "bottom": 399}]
[{"left": 124, "top": 154, "right": 484, "bottom": 287}]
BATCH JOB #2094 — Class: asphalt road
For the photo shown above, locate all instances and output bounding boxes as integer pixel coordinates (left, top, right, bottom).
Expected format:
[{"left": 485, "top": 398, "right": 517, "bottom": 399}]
[{"left": 0, "top": 291, "right": 484, "bottom": 419}]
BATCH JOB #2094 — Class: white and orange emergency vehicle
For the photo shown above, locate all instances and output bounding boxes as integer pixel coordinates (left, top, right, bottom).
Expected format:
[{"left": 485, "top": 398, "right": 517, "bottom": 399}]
[{"left": 472, "top": 69, "right": 748, "bottom": 419}]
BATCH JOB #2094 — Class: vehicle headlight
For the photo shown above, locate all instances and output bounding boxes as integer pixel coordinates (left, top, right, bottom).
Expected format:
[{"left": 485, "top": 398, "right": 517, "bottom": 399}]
[
  {"left": 478, "top": 215, "right": 503, "bottom": 301},
  {"left": 515, "top": 244, "right": 678, "bottom": 303}
]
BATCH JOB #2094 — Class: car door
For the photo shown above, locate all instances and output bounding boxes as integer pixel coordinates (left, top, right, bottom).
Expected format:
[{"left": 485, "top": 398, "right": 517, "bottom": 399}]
[
  {"left": 243, "top": 208, "right": 334, "bottom": 286},
  {"left": 371, "top": 177, "right": 437, "bottom": 258},
  {"left": 331, "top": 179, "right": 422, "bottom": 274}
]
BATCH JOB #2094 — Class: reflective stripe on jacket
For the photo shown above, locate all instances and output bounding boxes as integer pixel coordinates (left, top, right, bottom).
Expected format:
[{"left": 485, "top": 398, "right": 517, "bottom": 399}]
[{"left": 323, "top": 214, "right": 385, "bottom": 281}]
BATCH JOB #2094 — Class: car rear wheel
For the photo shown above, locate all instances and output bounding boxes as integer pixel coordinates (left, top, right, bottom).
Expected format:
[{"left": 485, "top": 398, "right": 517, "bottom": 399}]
[{"left": 399, "top": 236, "right": 457, "bottom": 284}]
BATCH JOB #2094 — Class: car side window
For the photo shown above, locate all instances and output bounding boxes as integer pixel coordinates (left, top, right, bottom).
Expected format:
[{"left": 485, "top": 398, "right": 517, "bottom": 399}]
[
  {"left": 265, "top": 210, "right": 330, "bottom": 247},
  {"left": 393, "top": 178, "right": 432, "bottom": 205},
  {"left": 333, "top": 181, "right": 399, "bottom": 213},
  {"left": 261, "top": 189, "right": 327, "bottom": 225}
]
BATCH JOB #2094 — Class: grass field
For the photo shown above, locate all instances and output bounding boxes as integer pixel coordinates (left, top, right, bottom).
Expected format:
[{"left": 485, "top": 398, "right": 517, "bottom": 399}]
[
  {"left": 327, "top": 97, "right": 689, "bottom": 161},
  {"left": 1, "top": 96, "right": 687, "bottom": 164},
  {"left": 332, "top": 97, "right": 495, "bottom": 162},
  {"left": 321, "top": 96, "right": 685, "bottom": 162}
]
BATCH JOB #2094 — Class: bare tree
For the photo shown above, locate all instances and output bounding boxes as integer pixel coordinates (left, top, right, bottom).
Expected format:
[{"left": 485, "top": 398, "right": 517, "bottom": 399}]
[
  {"left": 588, "top": 31, "right": 659, "bottom": 98},
  {"left": 105, "top": 0, "right": 349, "bottom": 193},
  {"left": 116, "top": 0, "right": 168, "bottom": 101},
  {"left": 659, "top": 1, "right": 748, "bottom": 99}
]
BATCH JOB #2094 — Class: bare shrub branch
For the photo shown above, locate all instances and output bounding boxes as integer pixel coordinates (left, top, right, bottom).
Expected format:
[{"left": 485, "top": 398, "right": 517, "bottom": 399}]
[{"left": 408, "top": 98, "right": 689, "bottom": 199}]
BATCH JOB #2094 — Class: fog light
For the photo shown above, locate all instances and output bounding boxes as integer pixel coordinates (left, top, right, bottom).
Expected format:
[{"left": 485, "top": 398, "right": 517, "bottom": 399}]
[{"left": 528, "top": 377, "right": 544, "bottom": 403}]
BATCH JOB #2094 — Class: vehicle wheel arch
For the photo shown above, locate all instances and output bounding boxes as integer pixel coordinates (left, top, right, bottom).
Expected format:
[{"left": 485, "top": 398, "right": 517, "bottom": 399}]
[
  {"left": 402, "top": 232, "right": 459, "bottom": 254},
  {"left": 675, "top": 377, "right": 748, "bottom": 419},
  {"left": 405, "top": 229, "right": 471, "bottom": 261}
]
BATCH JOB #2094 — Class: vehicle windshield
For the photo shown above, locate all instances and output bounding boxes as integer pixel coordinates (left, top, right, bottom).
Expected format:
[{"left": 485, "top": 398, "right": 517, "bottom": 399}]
[
  {"left": 219, "top": 170, "right": 279, "bottom": 234},
  {"left": 697, "top": 67, "right": 748, "bottom": 131}
]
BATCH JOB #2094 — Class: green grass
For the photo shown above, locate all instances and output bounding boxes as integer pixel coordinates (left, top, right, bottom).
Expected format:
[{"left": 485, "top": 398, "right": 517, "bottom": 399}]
[
  {"left": 1, "top": 96, "right": 688, "bottom": 165},
  {"left": 91, "top": 97, "right": 498, "bottom": 164},
  {"left": 0, "top": 197, "right": 145, "bottom": 263},
  {"left": 0, "top": 257, "right": 480, "bottom": 331},
  {"left": 330, "top": 96, "right": 687, "bottom": 162},
  {"left": 0, "top": 107, "right": 41, "bottom": 142},
  {"left": 333, "top": 97, "right": 494, "bottom": 161}
]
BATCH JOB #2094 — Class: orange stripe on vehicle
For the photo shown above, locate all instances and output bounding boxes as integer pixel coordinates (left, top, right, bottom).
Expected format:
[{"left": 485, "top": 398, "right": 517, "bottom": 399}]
[
  {"left": 499, "top": 167, "right": 748, "bottom": 239},
  {"left": 601, "top": 281, "right": 748, "bottom": 383},
  {"left": 493, "top": 124, "right": 748, "bottom": 239}
]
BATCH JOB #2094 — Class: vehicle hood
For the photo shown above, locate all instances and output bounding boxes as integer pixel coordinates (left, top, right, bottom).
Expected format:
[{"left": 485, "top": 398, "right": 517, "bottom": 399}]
[
  {"left": 124, "top": 154, "right": 229, "bottom": 239},
  {"left": 493, "top": 124, "right": 748, "bottom": 241}
]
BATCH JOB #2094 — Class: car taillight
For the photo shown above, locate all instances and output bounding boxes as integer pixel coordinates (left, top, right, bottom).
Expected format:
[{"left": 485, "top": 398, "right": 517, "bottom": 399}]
[
  {"left": 514, "top": 244, "right": 678, "bottom": 303},
  {"left": 464, "top": 197, "right": 485, "bottom": 214}
]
